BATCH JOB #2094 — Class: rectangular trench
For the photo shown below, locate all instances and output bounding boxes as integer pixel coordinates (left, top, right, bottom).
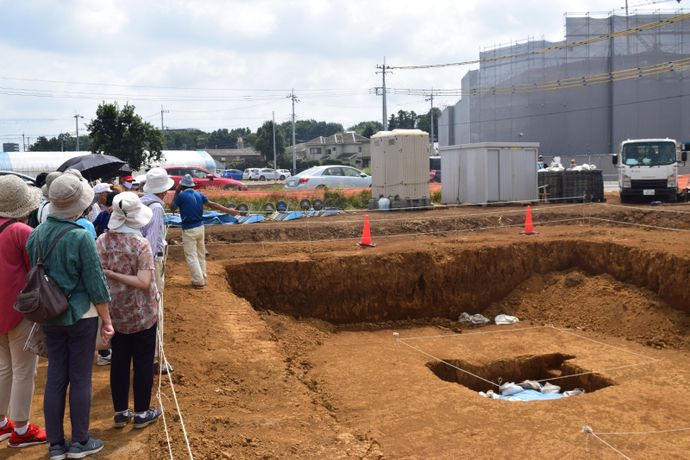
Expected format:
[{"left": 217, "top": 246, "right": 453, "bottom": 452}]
[{"left": 224, "top": 241, "right": 690, "bottom": 323}]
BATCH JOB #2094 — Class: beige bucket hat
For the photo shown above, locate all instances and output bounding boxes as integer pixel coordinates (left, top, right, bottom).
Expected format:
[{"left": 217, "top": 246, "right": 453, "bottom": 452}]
[
  {"left": 49, "top": 173, "right": 95, "bottom": 219},
  {"left": 0, "top": 175, "right": 43, "bottom": 219}
]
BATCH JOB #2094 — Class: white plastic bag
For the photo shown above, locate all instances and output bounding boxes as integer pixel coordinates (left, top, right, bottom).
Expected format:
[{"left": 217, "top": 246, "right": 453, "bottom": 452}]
[
  {"left": 495, "top": 314, "right": 519, "bottom": 325},
  {"left": 500, "top": 382, "right": 524, "bottom": 396},
  {"left": 541, "top": 382, "right": 561, "bottom": 394}
]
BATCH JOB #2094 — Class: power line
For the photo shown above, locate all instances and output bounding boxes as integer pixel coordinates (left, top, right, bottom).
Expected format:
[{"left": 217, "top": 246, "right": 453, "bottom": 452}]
[{"left": 388, "top": 12, "right": 690, "bottom": 70}]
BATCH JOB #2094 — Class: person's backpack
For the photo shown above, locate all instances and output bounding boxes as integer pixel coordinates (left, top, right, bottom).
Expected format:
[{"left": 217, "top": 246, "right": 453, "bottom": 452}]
[{"left": 14, "top": 226, "right": 79, "bottom": 323}]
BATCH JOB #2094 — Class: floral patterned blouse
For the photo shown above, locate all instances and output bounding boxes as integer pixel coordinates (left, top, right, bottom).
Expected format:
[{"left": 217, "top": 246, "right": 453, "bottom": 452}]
[{"left": 96, "top": 231, "right": 158, "bottom": 334}]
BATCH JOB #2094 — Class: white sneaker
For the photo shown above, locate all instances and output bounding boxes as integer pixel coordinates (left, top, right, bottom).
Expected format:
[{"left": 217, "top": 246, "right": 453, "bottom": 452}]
[{"left": 96, "top": 352, "right": 112, "bottom": 366}]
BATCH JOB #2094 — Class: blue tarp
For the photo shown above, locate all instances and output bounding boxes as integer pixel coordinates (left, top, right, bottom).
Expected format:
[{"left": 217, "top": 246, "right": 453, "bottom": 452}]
[
  {"left": 499, "top": 390, "right": 564, "bottom": 401},
  {"left": 165, "top": 211, "right": 239, "bottom": 228}
]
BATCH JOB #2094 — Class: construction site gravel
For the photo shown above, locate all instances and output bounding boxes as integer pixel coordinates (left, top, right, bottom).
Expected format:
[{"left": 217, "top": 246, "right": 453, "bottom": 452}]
[{"left": 11, "top": 193, "right": 690, "bottom": 460}]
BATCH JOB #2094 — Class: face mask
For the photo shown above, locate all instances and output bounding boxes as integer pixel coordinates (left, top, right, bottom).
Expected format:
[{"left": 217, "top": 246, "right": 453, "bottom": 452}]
[{"left": 124, "top": 182, "right": 132, "bottom": 189}]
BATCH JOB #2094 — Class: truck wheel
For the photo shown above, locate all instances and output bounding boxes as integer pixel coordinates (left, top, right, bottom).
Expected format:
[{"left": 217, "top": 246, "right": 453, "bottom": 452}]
[
  {"left": 670, "top": 193, "right": 678, "bottom": 203},
  {"left": 620, "top": 194, "right": 630, "bottom": 203}
]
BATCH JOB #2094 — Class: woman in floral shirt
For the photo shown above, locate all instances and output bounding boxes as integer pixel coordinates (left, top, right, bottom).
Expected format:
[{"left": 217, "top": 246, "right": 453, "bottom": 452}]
[{"left": 96, "top": 192, "right": 162, "bottom": 429}]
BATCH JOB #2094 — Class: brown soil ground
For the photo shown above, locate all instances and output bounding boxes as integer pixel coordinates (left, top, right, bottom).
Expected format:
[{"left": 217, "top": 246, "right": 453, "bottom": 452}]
[{"left": 10, "top": 194, "right": 690, "bottom": 460}]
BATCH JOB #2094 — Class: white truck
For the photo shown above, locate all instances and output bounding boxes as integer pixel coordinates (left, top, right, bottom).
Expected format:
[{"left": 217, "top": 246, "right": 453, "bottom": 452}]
[{"left": 612, "top": 138, "right": 687, "bottom": 203}]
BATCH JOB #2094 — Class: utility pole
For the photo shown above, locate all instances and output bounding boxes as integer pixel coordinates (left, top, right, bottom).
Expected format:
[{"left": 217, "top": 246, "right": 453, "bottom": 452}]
[
  {"left": 161, "top": 105, "right": 169, "bottom": 131},
  {"left": 426, "top": 89, "right": 435, "bottom": 152},
  {"left": 287, "top": 89, "right": 299, "bottom": 175},
  {"left": 74, "top": 113, "right": 83, "bottom": 151},
  {"left": 22, "top": 133, "right": 25, "bottom": 152},
  {"left": 375, "top": 57, "right": 392, "bottom": 130},
  {"left": 272, "top": 111, "right": 277, "bottom": 185},
  {"left": 60, "top": 130, "right": 64, "bottom": 152}
]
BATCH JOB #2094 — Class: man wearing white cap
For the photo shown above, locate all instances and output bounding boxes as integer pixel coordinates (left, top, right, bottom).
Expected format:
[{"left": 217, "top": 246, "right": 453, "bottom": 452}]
[{"left": 92, "top": 183, "right": 112, "bottom": 213}]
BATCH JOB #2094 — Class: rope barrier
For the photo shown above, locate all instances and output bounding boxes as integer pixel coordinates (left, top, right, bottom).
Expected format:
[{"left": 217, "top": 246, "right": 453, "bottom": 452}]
[
  {"left": 581, "top": 426, "right": 632, "bottom": 459},
  {"left": 395, "top": 325, "right": 659, "bottom": 394},
  {"left": 596, "top": 202, "right": 690, "bottom": 214}
]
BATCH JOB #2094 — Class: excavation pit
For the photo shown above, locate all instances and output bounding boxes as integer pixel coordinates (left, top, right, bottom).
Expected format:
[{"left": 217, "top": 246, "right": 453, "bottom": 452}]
[
  {"left": 427, "top": 353, "right": 615, "bottom": 394},
  {"left": 225, "top": 241, "right": 690, "bottom": 324}
]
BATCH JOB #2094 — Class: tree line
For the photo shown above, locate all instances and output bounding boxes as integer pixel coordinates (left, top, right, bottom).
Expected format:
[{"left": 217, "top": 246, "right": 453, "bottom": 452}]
[{"left": 28, "top": 102, "right": 440, "bottom": 171}]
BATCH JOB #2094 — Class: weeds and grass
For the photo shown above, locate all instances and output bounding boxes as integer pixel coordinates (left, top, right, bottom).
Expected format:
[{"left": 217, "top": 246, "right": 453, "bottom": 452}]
[
  {"left": 197, "top": 187, "right": 374, "bottom": 212},
  {"left": 432, "top": 190, "right": 441, "bottom": 204}
]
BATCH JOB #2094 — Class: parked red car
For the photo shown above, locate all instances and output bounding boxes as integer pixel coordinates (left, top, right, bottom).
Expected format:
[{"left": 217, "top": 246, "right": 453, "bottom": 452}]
[{"left": 164, "top": 166, "right": 247, "bottom": 191}]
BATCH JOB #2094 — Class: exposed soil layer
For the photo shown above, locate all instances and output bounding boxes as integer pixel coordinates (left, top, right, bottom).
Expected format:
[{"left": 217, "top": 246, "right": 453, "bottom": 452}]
[
  {"left": 427, "top": 353, "right": 615, "bottom": 393},
  {"left": 11, "top": 201, "right": 690, "bottom": 460},
  {"left": 225, "top": 241, "right": 690, "bottom": 325}
]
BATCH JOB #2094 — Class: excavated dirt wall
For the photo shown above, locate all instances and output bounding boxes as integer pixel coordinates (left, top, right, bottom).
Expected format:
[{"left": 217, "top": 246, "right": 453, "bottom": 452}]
[{"left": 225, "top": 241, "right": 690, "bottom": 323}]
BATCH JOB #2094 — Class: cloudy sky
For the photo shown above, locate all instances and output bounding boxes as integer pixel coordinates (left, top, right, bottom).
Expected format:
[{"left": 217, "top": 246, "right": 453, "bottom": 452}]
[{"left": 0, "top": 0, "right": 682, "bottom": 149}]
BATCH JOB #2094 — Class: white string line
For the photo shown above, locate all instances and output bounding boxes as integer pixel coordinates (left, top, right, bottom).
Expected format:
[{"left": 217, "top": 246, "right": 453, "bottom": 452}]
[
  {"left": 189, "top": 217, "right": 585, "bottom": 248},
  {"left": 398, "top": 325, "right": 549, "bottom": 340},
  {"left": 169, "top": 201, "right": 588, "bottom": 228},
  {"left": 596, "top": 202, "right": 690, "bottom": 214},
  {"left": 596, "top": 427, "right": 690, "bottom": 435},
  {"left": 396, "top": 338, "right": 501, "bottom": 389},
  {"left": 582, "top": 426, "right": 632, "bottom": 460},
  {"left": 588, "top": 216, "right": 690, "bottom": 233},
  {"left": 552, "top": 327, "right": 659, "bottom": 362},
  {"left": 159, "top": 344, "right": 195, "bottom": 460},
  {"left": 395, "top": 325, "right": 658, "bottom": 390}
]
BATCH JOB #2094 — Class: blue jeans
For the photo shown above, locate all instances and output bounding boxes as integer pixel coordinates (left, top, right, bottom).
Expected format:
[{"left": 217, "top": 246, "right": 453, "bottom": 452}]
[{"left": 43, "top": 318, "right": 98, "bottom": 444}]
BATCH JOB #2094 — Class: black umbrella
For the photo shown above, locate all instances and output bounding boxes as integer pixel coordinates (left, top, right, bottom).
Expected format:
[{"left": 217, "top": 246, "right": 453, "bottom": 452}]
[{"left": 57, "top": 154, "right": 131, "bottom": 182}]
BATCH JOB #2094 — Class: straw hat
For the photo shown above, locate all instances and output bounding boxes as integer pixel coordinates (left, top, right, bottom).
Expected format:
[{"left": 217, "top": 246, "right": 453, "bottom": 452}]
[
  {"left": 109, "top": 192, "right": 153, "bottom": 229},
  {"left": 0, "top": 175, "right": 43, "bottom": 219},
  {"left": 143, "top": 168, "right": 175, "bottom": 194},
  {"left": 42, "top": 171, "right": 63, "bottom": 196},
  {"left": 49, "top": 174, "right": 95, "bottom": 219}
]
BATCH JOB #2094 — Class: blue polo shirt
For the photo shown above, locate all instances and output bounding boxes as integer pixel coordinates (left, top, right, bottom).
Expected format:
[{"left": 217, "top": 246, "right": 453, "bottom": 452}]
[{"left": 173, "top": 189, "right": 209, "bottom": 230}]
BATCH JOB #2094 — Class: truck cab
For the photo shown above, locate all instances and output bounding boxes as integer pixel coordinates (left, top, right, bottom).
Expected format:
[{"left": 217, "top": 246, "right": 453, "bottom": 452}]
[{"left": 612, "top": 139, "right": 686, "bottom": 203}]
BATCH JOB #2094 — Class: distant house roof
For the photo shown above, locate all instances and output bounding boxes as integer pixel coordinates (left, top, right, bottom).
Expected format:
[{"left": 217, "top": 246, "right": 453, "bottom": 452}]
[
  {"left": 206, "top": 147, "right": 261, "bottom": 160},
  {"left": 305, "top": 132, "right": 370, "bottom": 145}
]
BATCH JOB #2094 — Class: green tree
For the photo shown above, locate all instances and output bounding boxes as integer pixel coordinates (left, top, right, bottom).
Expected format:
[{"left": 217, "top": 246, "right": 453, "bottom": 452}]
[
  {"left": 250, "top": 120, "right": 285, "bottom": 160},
  {"left": 29, "top": 133, "right": 91, "bottom": 152},
  {"left": 279, "top": 119, "right": 344, "bottom": 145},
  {"left": 347, "top": 121, "right": 383, "bottom": 138},
  {"left": 387, "top": 110, "right": 418, "bottom": 130},
  {"left": 416, "top": 108, "right": 442, "bottom": 142},
  {"left": 87, "top": 102, "right": 164, "bottom": 170}
]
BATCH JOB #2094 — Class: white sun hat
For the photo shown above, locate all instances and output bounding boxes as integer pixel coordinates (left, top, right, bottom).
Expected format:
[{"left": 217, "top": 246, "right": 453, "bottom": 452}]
[
  {"left": 143, "top": 167, "right": 175, "bottom": 194},
  {"left": 109, "top": 192, "right": 153, "bottom": 229}
]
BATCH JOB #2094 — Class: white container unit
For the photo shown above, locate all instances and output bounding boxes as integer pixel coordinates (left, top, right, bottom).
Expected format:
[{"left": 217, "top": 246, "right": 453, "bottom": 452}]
[
  {"left": 370, "top": 129, "right": 431, "bottom": 209},
  {"left": 439, "top": 142, "right": 539, "bottom": 204}
]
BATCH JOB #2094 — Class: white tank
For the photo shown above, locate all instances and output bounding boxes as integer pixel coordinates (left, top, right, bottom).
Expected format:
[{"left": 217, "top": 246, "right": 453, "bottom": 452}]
[{"left": 0, "top": 150, "right": 218, "bottom": 178}]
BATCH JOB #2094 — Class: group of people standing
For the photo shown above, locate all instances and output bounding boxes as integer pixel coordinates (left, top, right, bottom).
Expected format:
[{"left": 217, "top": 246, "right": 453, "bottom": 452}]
[{"left": 0, "top": 166, "right": 175, "bottom": 459}]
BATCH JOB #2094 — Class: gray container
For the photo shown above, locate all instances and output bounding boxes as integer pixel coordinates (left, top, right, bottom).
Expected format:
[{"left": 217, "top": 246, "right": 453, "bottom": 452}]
[{"left": 439, "top": 142, "right": 540, "bottom": 204}]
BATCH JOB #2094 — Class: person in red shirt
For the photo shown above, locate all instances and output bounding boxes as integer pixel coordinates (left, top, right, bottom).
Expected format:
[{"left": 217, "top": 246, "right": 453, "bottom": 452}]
[{"left": 0, "top": 175, "right": 47, "bottom": 449}]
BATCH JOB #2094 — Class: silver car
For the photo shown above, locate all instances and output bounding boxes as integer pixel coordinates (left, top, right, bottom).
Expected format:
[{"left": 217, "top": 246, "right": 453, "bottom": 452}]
[{"left": 285, "top": 165, "right": 371, "bottom": 190}]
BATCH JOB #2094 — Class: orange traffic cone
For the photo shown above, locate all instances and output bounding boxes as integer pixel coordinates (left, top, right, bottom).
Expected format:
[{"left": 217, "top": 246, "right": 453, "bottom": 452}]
[
  {"left": 357, "top": 215, "right": 377, "bottom": 247},
  {"left": 520, "top": 205, "right": 539, "bottom": 235}
]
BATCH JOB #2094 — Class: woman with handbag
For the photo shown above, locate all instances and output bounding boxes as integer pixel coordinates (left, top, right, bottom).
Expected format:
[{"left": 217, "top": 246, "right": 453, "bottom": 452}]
[
  {"left": 96, "top": 192, "right": 162, "bottom": 429},
  {"left": 26, "top": 171, "right": 114, "bottom": 460},
  {"left": 0, "top": 175, "right": 47, "bottom": 449}
]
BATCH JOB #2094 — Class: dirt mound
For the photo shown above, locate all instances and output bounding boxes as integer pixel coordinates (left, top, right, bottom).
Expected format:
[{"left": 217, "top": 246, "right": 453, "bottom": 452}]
[{"left": 482, "top": 269, "right": 690, "bottom": 350}]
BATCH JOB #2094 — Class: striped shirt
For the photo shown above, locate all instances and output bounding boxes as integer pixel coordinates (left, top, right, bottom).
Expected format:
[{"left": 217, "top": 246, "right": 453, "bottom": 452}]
[{"left": 139, "top": 193, "right": 166, "bottom": 259}]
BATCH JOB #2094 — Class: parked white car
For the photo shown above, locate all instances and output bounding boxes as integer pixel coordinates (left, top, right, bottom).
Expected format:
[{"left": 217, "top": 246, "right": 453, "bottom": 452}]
[
  {"left": 243, "top": 168, "right": 259, "bottom": 180},
  {"left": 252, "top": 168, "right": 290, "bottom": 181},
  {"left": 277, "top": 169, "right": 292, "bottom": 179},
  {"left": 285, "top": 165, "right": 371, "bottom": 190}
]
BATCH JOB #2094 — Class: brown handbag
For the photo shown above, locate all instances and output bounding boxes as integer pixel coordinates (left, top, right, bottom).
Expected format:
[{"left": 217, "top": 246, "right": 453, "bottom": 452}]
[{"left": 14, "top": 226, "right": 78, "bottom": 323}]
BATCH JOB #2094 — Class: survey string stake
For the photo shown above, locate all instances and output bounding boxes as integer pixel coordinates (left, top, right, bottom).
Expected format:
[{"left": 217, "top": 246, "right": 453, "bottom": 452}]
[{"left": 393, "top": 332, "right": 400, "bottom": 362}]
